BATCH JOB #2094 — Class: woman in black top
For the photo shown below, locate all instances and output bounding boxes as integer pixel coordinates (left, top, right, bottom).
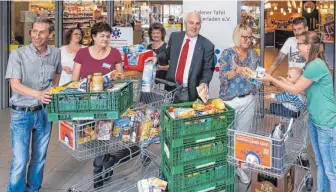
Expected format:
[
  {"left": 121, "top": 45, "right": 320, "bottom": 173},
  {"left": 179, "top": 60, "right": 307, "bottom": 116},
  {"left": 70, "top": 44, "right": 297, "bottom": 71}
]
[{"left": 147, "top": 22, "right": 169, "bottom": 79}]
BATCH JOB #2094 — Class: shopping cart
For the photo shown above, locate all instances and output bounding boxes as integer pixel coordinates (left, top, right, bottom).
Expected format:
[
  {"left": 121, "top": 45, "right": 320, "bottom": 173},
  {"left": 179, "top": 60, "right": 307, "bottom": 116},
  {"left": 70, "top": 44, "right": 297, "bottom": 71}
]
[
  {"left": 66, "top": 78, "right": 181, "bottom": 191},
  {"left": 68, "top": 147, "right": 161, "bottom": 192},
  {"left": 227, "top": 90, "right": 309, "bottom": 188},
  {"left": 58, "top": 77, "right": 181, "bottom": 161}
]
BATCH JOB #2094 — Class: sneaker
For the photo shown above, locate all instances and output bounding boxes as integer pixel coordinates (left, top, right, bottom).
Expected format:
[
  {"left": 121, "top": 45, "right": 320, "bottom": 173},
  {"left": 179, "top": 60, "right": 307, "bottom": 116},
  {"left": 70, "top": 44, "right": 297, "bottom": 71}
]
[
  {"left": 236, "top": 168, "right": 250, "bottom": 184},
  {"left": 305, "top": 174, "right": 313, "bottom": 191}
]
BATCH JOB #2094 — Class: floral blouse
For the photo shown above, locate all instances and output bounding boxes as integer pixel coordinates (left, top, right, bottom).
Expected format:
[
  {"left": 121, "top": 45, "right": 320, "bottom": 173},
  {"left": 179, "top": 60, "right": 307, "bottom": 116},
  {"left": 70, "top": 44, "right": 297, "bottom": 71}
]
[{"left": 219, "top": 47, "right": 261, "bottom": 101}]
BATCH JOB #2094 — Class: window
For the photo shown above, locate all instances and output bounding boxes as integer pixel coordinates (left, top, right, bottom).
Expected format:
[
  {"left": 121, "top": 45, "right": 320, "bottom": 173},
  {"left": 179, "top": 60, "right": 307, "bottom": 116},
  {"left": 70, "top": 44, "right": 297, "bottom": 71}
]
[{"left": 10, "top": 0, "right": 55, "bottom": 48}]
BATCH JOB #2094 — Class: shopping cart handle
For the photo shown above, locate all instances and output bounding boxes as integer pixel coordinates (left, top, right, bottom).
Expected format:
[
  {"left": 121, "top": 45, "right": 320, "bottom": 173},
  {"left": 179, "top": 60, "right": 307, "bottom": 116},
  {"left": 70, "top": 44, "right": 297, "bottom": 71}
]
[{"left": 154, "top": 78, "right": 180, "bottom": 87}]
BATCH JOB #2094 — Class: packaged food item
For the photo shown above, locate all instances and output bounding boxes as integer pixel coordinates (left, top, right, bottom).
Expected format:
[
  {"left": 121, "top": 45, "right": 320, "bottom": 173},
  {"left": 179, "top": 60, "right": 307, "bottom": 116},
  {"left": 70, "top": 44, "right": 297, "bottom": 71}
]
[
  {"left": 149, "top": 177, "right": 168, "bottom": 190},
  {"left": 174, "top": 108, "right": 196, "bottom": 119},
  {"left": 211, "top": 98, "right": 226, "bottom": 110},
  {"left": 77, "top": 78, "right": 88, "bottom": 92},
  {"left": 91, "top": 73, "right": 103, "bottom": 92},
  {"left": 137, "top": 178, "right": 150, "bottom": 192},
  {"left": 78, "top": 125, "right": 96, "bottom": 145},
  {"left": 97, "top": 121, "right": 113, "bottom": 140},
  {"left": 140, "top": 119, "right": 152, "bottom": 141},
  {"left": 113, "top": 118, "right": 131, "bottom": 137},
  {"left": 120, "top": 126, "right": 132, "bottom": 143},
  {"left": 196, "top": 85, "right": 208, "bottom": 103},
  {"left": 192, "top": 100, "right": 206, "bottom": 111},
  {"left": 141, "top": 61, "right": 157, "bottom": 92},
  {"left": 50, "top": 86, "right": 66, "bottom": 94},
  {"left": 255, "top": 66, "right": 266, "bottom": 78},
  {"left": 59, "top": 121, "right": 75, "bottom": 150},
  {"left": 66, "top": 81, "right": 80, "bottom": 89}
]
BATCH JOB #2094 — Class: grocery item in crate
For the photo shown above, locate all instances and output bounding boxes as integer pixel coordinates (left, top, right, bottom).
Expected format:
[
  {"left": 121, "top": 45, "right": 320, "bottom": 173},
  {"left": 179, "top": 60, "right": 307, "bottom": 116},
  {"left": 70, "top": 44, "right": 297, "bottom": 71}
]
[
  {"left": 168, "top": 98, "right": 227, "bottom": 119},
  {"left": 78, "top": 124, "right": 96, "bottom": 144},
  {"left": 120, "top": 126, "right": 132, "bottom": 143},
  {"left": 137, "top": 177, "right": 167, "bottom": 192},
  {"left": 123, "top": 44, "right": 154, "bottom": 71},
  {"left": 140, "top": 119, "right": 152, "bottom": 141},
  {"left": 97, "top": 120, "right": 113, "bottom": 140},
  {"left": 113, "top": 118, "right": 131, "bottom": 137},
  {"left": 106, "top": 82, "right": 128, "bottom": 92},
  {"left": 59, "top": 121, "right": 76, "bottom": 150},
  {"left": 141, "top": 61, "right": 158, "bottom": 92}
]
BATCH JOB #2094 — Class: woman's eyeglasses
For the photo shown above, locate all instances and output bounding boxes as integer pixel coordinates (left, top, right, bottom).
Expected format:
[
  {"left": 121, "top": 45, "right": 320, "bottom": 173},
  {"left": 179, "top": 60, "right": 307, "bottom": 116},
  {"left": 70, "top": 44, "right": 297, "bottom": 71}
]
[
  {"left": 297, "top": 42, "right": 306, "bottom": 45},
  {"left": 241, "top": 36, "right": 253, "bottom": 41}
]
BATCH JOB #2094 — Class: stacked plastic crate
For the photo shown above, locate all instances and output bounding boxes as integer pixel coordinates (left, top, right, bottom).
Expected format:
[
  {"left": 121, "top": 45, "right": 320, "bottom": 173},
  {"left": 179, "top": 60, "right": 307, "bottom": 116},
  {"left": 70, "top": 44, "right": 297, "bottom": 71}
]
[{"left": 160, "top": 102, "right": 236, "bottom": 192}]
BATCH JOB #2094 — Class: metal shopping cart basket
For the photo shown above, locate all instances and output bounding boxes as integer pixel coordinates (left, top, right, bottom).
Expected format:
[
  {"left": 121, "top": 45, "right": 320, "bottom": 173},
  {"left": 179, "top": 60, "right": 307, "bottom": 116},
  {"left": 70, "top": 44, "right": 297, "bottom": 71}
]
[
  {"left": 58, "top": 77, "right": 181, "bottom": 161},
  {"left": 68, "top": 147, "right": 161, "bottom": 192},
  {"left": 227, "top": 90, "right": 309, "bottom": 178}
]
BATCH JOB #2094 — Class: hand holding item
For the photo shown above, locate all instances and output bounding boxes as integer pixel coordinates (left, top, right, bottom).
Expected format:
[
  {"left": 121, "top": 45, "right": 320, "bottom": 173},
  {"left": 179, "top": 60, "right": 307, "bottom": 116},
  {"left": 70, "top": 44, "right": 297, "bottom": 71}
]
[
  {"left": 196, "top": 83, "right": 209, "bottom": 103},
  {"left": 110, "top": 70, "right": 125, "bottom": 80},
  {"left": 63, "top": 66, "right": 72, "bottom": 74},
  {"left": 37, "top": 89, "right": 52, "bottom": 104},
  {"left": 256, "top": 73, "right": 273, "bottom": 83}
]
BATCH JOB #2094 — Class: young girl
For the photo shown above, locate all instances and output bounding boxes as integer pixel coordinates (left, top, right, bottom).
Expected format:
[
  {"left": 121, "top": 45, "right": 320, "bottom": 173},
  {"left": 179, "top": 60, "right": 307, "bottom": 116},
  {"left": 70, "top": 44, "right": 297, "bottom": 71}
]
[{"left": 258, "top": 31, "right": 336, "bottom": 192}]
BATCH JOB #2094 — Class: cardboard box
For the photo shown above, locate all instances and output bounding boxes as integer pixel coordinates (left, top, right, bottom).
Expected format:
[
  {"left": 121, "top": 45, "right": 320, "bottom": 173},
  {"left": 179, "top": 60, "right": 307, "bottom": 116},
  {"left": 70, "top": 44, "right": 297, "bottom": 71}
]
[
  {"left": 124, "top": 48, "right": 154, "bottom": 71},
  {"left": 251, "top": 165, "right": 295, "bottom": 192},
  {"left": 59, "top": 121, "right": 76, "bottom": 150}
]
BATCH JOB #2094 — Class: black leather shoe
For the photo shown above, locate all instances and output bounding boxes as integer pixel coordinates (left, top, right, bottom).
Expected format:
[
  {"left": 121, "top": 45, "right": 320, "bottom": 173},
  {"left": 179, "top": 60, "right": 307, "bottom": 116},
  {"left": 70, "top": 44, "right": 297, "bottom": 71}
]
[{"left": 305, "top": 174, "right": 313, "bottom": 191}]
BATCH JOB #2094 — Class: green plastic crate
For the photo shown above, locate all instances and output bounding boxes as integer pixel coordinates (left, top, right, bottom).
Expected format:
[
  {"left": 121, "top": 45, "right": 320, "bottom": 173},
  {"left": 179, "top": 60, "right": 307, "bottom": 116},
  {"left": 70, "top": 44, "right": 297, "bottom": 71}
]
[
  {"left": 168, "top": 177, "right": 235, "bottom": 192},
  {"left": 161, "top": 132, "right": 228, "bottom": 167},
  {"left": 162, "top": 157, "right": 235, "bottom": 192},
  {"left": 161, "top": 126, "right": 228, "bottom": 153},
  {"left": 47, "top": 81, "right": 133, "bottom": 121},
  {"left": 162, "top": 154, "right": 231, "bottom": 175},
  {"left": 161, "top": 101, "right": 235, "bottom": 140}
]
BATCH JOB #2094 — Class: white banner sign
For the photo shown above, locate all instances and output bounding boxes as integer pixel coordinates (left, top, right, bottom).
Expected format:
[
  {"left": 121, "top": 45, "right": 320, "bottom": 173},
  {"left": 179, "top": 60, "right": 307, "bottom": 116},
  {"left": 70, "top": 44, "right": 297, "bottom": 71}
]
[
  {"left": 109, "top": 27, "right": 133, "bottom": 55},
  {"left": 183, "top": 0, "right": 237, "bottom": 98}
]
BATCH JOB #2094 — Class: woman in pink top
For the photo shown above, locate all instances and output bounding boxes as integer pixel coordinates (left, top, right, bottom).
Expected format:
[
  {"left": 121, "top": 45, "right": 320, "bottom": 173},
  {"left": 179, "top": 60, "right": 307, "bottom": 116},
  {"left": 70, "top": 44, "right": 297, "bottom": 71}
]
[
  {"left": 72, "top": 22, "right": 123, "bottom": 81},
  {"left": 71, "top": 22, "right": 124, "bottom": 189}
]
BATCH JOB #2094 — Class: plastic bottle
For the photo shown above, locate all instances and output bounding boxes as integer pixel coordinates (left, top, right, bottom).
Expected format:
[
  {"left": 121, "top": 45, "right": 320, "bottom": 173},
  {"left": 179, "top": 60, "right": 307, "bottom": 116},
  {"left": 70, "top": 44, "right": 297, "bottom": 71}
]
[{"left": 86, "top": 75, "right": 92, "bottom": 92}]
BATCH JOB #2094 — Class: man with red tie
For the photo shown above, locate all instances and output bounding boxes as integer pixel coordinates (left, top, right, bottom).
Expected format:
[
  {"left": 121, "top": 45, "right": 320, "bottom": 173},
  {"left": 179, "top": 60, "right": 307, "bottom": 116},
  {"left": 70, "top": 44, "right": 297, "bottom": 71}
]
[{"left": 147, "top": 12, "right": 215, "bottom": 102}]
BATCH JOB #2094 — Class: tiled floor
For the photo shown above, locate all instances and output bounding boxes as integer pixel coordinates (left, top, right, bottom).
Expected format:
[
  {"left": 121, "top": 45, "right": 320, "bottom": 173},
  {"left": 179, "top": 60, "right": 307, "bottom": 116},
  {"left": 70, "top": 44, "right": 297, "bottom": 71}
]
[{"left": 0, "top": 48, "right": 310, "bottom": 191}]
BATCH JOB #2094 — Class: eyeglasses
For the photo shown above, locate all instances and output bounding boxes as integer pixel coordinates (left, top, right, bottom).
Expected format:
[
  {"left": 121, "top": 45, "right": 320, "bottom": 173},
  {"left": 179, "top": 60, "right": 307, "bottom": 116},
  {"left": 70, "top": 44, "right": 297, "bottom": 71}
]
[
  {"left": 241, "top": 36, "right": 253, "bottom": 40},
  {"left": 297, "top": 42, "right": 306, "bottom": 45}
]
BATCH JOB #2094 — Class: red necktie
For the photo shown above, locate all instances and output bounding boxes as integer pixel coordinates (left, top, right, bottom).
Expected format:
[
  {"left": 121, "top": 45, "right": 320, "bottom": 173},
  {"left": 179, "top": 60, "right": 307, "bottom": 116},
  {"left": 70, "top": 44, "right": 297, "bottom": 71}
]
[{"left": 176, "top": 39, "right": 190, "bottom": 84}]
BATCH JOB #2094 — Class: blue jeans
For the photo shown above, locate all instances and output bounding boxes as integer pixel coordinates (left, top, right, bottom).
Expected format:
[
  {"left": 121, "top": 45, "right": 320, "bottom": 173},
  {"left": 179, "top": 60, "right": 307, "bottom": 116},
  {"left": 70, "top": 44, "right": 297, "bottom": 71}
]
[
  {"left": 7, "top": 109, "right": 52, "bottom": 192},
  {"left": 308, "top": 118, "right": 336, "bottom": 192}
]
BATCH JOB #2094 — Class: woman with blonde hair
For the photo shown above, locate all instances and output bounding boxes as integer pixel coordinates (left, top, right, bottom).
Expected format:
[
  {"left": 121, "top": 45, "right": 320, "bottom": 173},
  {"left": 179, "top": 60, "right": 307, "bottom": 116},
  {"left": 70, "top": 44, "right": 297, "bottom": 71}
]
[
  {"left": 259, "top": 31, "right": 336, "bottom": 192},
  {"left": 218, "top": 24, "right": 261, "bottom": 184}
]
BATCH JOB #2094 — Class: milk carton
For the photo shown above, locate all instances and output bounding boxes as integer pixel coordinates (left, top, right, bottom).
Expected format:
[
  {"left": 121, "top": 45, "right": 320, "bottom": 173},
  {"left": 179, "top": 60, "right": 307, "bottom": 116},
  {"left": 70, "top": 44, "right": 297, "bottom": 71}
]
[{"left": 141, "top": 61, "right": 157, "bottom": 92}]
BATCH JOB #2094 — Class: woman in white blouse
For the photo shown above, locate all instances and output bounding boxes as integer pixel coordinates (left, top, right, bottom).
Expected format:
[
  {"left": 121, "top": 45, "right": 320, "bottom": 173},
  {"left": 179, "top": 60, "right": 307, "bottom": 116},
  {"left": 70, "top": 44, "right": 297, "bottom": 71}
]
[{"left": 59, "top": 27, "right": 85, "bottom": 85}]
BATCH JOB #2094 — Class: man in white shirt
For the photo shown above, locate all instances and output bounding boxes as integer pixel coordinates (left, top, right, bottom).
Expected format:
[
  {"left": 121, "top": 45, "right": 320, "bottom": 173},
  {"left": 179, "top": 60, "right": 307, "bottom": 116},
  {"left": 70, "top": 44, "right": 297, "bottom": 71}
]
[
  {"left": 268, "top": 17, "right": 308, "bottom": 75},
  {"left": 147, "top": 12, "right": 215, "bottom": 102}
]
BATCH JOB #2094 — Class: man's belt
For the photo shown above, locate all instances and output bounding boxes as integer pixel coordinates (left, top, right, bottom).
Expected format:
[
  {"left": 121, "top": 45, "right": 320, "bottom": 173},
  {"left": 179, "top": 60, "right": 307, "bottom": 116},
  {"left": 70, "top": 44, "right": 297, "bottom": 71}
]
[{"left": 12, "top": 104, "right": 46, "bottom": 112}]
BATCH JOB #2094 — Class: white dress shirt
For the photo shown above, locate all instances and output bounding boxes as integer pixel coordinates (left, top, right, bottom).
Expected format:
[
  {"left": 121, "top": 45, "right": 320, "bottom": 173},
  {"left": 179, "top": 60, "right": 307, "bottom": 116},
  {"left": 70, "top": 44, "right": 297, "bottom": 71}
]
[{"left": 176, "top": 35, "right": 198, "bottom": 87}]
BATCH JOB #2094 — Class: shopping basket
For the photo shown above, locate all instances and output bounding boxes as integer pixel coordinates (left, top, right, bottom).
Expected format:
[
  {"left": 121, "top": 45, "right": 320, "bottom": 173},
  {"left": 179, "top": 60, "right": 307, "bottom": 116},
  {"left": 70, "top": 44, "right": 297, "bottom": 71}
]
[
  {"left": 227, "top": 90, "right": 309, "bottom": 178},
  {"left": 68, "top": 147, "right": 161, "bottom": 192}
]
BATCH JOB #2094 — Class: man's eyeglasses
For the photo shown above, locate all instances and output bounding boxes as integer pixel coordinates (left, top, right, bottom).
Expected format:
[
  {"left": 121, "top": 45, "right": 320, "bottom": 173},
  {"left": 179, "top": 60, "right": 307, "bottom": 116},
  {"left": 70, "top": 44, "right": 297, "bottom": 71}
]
[{"left": 241, "top": 36, "right": 253, "bottom": 40}]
